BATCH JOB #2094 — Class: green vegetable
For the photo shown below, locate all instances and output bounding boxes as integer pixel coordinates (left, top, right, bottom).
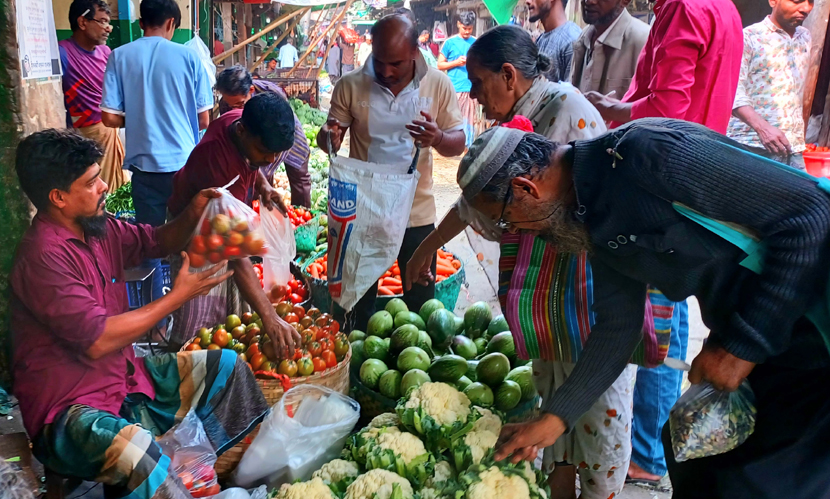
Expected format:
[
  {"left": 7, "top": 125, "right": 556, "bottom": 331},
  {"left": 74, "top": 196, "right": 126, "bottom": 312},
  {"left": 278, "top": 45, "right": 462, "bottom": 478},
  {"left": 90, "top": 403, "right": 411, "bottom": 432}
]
[
  {"left": 350, "top": 340, "right": 368, "bottom": 371},
  {"left": 419, "top": 299, "right": 445, "bottom": 324},
  {"left": 428, "top": 355, "right": 468, "bottom": 382},
  {"left": 348, "top": 330, "right": 367, "bottom": 343},
  {"left": 476, "top": 353, "right": 511, "bottom": 387},
  {"left": 395, "top": 311, "right": 427, "bottom": 331},
  {"left": 464, "top": 302, "right": 493, "bottom": 339},
  {"left": 494, "top": 380, "right": 522, "bottom": 411},
  {"left": 487, "top": 315, "right": 510, "bottom": 339},
  {"left": 106, "top": 182, "right": 134, "bottom": 214},
  {"left": 427, "top": 309, "right": 456, "bottom": 349},
  {"left": 368, "top": 311, "right": 395, "bottom": 338},
  {"left": 379, "top": 370, "right": 404, "bottom": 399},
  {"left": 463, "top": 383, "right": 494, "bottom": 407},
  {"left": 361, "top": 359, "right": 389, "bottom": 390},
  {"left": 390, "top": 325, "right": 422, "bottom": 355},
  {"left": 486, "top": 332, "right": 516, "bottom": 360},
  {"left": 505, "top": 365, "right": 536, "bottom": 401},
  {"left": 451, "top": 336, "right": 477, "bottom": 360},
  {"left": 454, "top": 376, "right": 473, "bottom": 392},
  {"left": 365, "top": 335, "right": 389, "bottom": 361},
  {"left": 397, "top": 347, "right": 431, "bottom": 372},
  {"left": 386, "top": 298, "right": 409, "bottom": 318},
  {"left": 401, "top": 369, "right": 431, "bottom": 396}
]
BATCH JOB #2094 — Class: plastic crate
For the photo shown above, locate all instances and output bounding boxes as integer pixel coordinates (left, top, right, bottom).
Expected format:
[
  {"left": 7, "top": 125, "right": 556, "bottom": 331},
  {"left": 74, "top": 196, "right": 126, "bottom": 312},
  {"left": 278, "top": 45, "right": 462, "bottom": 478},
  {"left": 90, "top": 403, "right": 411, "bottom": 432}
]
[
  {"left": 160, "top": 263, "right": 172, "bottom": 288},
  {"left": 126, "top": 279, "right": 153, "bottom": 309}
]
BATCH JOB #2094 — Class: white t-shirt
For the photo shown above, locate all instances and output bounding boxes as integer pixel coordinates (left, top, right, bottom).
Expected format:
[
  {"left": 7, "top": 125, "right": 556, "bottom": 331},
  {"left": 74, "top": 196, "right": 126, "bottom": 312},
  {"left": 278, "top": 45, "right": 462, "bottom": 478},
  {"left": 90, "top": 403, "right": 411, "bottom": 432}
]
[{"left": 278, "top": 44, "right": 298, "bottom": 68}]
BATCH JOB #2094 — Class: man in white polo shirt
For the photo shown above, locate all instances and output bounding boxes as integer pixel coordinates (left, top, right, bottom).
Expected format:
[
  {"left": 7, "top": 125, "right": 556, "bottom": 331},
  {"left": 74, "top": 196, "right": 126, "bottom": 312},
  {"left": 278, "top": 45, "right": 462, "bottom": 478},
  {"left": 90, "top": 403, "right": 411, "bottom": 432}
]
[{"left": 317, "top": 12, "right": 466, "bottom": 329}]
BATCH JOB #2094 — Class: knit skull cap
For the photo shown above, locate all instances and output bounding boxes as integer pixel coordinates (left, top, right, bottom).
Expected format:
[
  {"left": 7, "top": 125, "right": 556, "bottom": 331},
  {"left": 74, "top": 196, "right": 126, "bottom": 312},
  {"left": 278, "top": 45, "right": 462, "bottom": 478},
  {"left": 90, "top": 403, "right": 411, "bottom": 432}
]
[{"left": 457, "top": 126, "right": 527, "bottom": 200}]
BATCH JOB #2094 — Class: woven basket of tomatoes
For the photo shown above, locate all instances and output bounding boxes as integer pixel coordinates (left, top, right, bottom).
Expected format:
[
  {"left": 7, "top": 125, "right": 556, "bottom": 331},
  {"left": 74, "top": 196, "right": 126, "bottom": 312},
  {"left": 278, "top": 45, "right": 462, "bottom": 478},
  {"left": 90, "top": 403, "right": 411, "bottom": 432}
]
[{"left": 182, "top": 304, "right": 351, "bottom": 479}]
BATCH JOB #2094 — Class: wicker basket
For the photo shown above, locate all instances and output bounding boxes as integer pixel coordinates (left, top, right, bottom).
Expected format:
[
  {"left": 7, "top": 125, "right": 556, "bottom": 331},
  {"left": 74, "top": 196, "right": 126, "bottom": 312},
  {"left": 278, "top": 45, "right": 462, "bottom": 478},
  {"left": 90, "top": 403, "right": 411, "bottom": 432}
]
[{"left": 189, "top": 345, "right": 352, "bottom": 480}]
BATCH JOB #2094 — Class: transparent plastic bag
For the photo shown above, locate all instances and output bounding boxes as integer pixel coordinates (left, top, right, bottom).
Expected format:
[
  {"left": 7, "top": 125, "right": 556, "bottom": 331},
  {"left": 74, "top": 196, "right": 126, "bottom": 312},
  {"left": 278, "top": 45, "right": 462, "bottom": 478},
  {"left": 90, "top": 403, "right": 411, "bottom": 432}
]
[
  {"left": 232, "top": 385, "right": 360, "bottom": 488},
  {"left": 185, "top": 36, "right": 217, "bottom": 88},
  {"left": 669, "top": 381, "right": 757, "bottom": 462},
  {"left": 158, "top": 411, "right": 220, "bottom": 498},
  {"left": 187, "top": 176, "right": 267, "bottom": 266},
  {"left": 260, "top": 205, "right": 296, "bottom": 302}
]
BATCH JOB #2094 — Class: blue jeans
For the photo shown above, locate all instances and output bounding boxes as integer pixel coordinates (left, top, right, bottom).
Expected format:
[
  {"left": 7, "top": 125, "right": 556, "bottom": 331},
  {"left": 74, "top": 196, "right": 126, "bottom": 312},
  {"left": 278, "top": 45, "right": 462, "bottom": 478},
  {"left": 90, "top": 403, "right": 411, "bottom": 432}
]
[
  {"left": 631, "top": 299, "right": 689, "bottom": 476},
  {"left": 130, "top": 168, "right": 176, "bottom": 306}
]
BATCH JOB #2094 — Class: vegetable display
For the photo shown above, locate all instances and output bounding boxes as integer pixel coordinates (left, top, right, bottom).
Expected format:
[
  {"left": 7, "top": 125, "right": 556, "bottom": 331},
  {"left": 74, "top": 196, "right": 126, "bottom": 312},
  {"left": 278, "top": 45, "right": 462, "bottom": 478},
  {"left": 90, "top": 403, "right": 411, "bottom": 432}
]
[
  {"left": 291, "top": 98, "right": 327, "bottom": 127},
  {"left": 105, "top": 181, "right": 134, "bottom": 214},
  {"left": 269, "top": 383, "right": 549, "bottom": 499}
]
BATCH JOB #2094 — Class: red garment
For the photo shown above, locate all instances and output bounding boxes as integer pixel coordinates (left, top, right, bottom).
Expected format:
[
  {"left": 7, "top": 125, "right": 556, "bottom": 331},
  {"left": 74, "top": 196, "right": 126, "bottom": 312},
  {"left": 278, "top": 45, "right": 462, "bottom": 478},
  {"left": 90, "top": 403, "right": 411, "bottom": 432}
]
[
  {"left": 168, "top": 109, "right": 259, "bottom": 217},
  {"left": 501, "top": 115, "right": 534, "bottom": 132},
  {"left": 614, "top": 0, "right": 743, "bottom": 133},
  {"left": 10, "top": 215, "right": 162, "bottom": 436},
  {"left": 429, "top": 42, "right": 439, "bottom": 57}
]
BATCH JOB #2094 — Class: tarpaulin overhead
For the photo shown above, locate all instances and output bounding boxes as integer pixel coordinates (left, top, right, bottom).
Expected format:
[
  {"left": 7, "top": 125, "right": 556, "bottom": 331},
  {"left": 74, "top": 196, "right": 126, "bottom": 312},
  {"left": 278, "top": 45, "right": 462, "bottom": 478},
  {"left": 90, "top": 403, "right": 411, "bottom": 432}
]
[
  {"left": 338, "top": 26, "right": 359, "bottom": 43},
  {"left": 481, "top": 0, "right": 519, "bottom": 25}
]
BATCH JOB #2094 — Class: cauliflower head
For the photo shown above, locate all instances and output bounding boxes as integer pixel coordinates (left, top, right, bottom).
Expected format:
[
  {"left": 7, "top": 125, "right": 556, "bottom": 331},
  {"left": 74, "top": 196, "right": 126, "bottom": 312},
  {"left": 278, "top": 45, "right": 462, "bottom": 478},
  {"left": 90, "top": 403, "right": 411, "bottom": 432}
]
[
  {"left": 466, "top": 467, "right": 530, "bottom": 499},
  {"left": 347, "top": 425, "right": 402, "bottom": 465},
  {"left": 397, "top": 383, "right": 480, "bottom": 452},
  {"left": 313, "top": 459, "right": 361, "bottom": 484},
  {"left": 472, "top": 407, "right": 502, "bottom": 436},
  {"left": 344, "top": 469, "right": 414, "bottom": 499},
  {"left": 369, "top": 413, "right": 401, "bottom": 429},
  {"left": 274, "top": 478, "right": 336, "bottom": 499},
  {"left": 430, "top": 461, "right": 455, "bottom": 486},
  {"left": 365, "top": 430, "right": 434, "bottom": 488}
]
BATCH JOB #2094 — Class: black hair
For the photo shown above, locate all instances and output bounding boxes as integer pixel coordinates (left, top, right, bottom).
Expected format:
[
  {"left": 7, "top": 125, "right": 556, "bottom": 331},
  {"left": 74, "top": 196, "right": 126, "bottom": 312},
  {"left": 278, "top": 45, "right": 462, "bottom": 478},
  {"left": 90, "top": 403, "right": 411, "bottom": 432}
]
[
  {"left": 68, "top": 0, "right": 110, "bottom": 31},
  {"left": 480, "top": 133, "right": 558, "bottom": 202},
  {"left": 140, "top": 0, "right": 181, "bottom": 29},
  {"left": 371, "top": 12, "right": 418, "bottom": 49},
  {"left": 216, "top": 65, "right": 253, "bottom": 96},
  {"left": 468, "top": 25, "right": 551, "bottom": 79},
  {"left": 458, "top": 11, "right": 476, "bottom": 26},
  {"left": 242, "top": 93, "right": 295, "bottom": 153},
  {"left": 15, "top": 129, "right": 104, "bottom": 211},
  {"left": 420, "top": 29, "right": 430, "bottom": 37}
]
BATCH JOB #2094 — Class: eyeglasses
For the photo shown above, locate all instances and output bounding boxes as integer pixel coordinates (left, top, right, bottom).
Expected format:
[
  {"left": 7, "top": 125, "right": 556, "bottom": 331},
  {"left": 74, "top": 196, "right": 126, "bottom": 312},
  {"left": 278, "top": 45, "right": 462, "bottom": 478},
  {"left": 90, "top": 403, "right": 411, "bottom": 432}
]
[
  {"left": 495, "top": 190, "right": 564, "bottom": 230},
  {"left": 88, "top": 17, "right": 111, "bottom": 27}
]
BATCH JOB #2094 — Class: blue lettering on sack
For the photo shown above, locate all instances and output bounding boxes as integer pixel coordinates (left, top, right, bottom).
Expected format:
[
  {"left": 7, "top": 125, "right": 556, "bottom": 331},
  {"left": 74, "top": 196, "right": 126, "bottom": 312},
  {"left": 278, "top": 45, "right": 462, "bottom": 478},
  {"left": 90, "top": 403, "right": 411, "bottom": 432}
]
[{"left": 330, "top": 178, "right": 357, "bottom": 218}]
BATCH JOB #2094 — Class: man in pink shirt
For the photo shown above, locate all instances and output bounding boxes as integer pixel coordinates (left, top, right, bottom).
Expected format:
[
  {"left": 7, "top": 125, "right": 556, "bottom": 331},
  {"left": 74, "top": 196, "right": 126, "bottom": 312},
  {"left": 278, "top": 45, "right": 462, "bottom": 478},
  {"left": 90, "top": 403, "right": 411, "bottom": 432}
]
[{"left": 586, "top": 0, "right": 743, "bottom": 134}]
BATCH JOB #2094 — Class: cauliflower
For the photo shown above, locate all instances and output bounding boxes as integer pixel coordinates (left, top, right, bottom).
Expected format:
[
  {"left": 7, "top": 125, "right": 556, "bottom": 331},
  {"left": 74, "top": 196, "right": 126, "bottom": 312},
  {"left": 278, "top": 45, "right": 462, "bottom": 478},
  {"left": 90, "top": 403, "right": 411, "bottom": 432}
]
[
  {"left": 274, "top": 478, "right": 336, "bottom": 499},
  {"left": 369, "top": 413, "right": 401, "bottom": 429},
  {"left": 397, "top": 383, "right": 480, "bottom": 452},
  {"left": 472, "top": 407, "right": 502, "bottom": 436},
  {"left": 430, "top": 461, "right": 455, "bottom": 486},
  {"left": 344, "top": 469, "right": 414, "bottom": 499},
  {"left": 417, "top": 488, "right": 442, "bottom": 499},
  {"left": 347, "top": 425, "right": 402, "bottom": 465},
  {"left": 366, "top": 429, "right": 434, "bottom": 488},
  {"left": 466, "top": 467, "right": 530, "bottom": 499},
  {"left": 313, "top": 459, "right": 361, "bottom": 495}
]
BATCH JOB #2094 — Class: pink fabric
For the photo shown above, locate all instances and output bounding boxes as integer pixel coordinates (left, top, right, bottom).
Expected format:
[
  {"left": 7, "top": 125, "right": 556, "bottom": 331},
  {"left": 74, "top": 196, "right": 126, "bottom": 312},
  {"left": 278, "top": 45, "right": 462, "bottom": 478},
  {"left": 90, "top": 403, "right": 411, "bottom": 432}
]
[
  {"left": 613, "top": 0, "right": 743, "bottom": 133},
  {"left": 501, "top": 115, "right": 534, "bottom": 133},
  {"left": 10, "top": 215, "right": 162, "bottom": 436}
]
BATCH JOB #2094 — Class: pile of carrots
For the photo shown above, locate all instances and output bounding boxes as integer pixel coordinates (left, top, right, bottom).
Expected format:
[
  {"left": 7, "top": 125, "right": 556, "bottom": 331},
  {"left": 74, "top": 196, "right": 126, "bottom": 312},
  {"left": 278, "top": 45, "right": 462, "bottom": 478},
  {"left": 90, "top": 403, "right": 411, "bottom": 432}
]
[{"left": 305, "top": 249, "right": 462, "bottom": 297}]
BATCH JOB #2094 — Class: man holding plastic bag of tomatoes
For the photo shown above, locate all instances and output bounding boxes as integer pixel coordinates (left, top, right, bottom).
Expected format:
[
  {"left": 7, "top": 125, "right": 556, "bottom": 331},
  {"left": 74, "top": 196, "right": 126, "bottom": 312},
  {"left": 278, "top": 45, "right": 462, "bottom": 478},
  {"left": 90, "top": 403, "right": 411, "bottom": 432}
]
[
  {"left": 11, "top": 129, "right": 269, "bottom": 499},
  {"left": 167, "top": 93, "right": 302, "bottom": 354},
  {"left": 317, "top": 12, "right": 466, "bottom": 329}
]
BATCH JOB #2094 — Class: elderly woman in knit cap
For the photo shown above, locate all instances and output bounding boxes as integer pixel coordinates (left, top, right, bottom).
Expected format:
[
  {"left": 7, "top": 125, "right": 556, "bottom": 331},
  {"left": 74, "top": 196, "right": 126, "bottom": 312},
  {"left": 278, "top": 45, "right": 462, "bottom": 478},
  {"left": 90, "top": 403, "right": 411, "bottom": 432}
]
[
  {"left": 438, "top": 118, "right": 830, "bottom": 499},
  {"left": 405, "top": 25, "right": 653, "bottom": 499}
]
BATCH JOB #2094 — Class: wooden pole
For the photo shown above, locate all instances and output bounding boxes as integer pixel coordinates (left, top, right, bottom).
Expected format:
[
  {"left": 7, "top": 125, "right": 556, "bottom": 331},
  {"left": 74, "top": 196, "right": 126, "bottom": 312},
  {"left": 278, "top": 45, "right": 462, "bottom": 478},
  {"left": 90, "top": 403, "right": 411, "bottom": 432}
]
[
  {"left": 306, "top": 7, "right": 336, "bottom": 77},
  {"left": 803, "top": 0, "right": 830, "bottom": 126},
  {"left": 317, "top": 27, "right": 337, "bottom": 79},
  {"left": 298, "top": 5, "right": 333, "bottom": 70},
  {"left": 249, "top": 13, "right": 305, "bottom": 72},
  {"left": 286, "top": 0, "right": 351, "bottom": 78},
  {"left": 213, "top": 7, "right": 307, "bottom": 65}
]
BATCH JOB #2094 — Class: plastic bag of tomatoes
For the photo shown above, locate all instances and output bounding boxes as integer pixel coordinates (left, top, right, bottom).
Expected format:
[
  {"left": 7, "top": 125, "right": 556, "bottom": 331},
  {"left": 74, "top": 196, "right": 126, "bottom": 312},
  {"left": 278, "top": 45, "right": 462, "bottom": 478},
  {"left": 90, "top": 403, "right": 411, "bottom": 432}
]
[
  {"left": 260, "top": 204, "right": 296, "bottom": 301},
  {"left": 157, "top": 411, "right": 220, "bottom": 498},
  {"left": 187, "top": 176, "right": 266, "bottom": 267}
]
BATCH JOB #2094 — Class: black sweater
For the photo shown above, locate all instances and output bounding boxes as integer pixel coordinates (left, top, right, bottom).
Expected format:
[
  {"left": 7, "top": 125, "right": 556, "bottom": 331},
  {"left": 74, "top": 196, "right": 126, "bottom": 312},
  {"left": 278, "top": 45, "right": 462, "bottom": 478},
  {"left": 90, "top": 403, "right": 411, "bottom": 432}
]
[{"left": 544, "top": 118, "right": 830, "bottom": 427}]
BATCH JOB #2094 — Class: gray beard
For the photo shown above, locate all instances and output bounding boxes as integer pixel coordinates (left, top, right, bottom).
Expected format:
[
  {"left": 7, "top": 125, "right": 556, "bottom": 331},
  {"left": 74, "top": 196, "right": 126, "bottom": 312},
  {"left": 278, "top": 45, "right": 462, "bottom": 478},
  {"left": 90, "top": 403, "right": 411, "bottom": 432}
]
[{"left": 529, "top": 201, "right": 593, "bottom": 254}]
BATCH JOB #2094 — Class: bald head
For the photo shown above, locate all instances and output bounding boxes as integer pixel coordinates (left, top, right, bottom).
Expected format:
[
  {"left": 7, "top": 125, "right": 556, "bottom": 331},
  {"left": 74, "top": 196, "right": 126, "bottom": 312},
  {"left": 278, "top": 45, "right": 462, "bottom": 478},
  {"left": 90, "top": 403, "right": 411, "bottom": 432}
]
[{"left": 370, "top": 13, "right": 418, "bottom": 49}]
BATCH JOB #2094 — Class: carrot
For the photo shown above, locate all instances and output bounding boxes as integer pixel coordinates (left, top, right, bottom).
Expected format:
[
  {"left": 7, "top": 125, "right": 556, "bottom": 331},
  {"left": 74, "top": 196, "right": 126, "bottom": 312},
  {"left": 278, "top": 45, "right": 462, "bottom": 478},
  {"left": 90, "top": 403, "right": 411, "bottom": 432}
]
[
  {"left": 437, "top": 262, "right": 456, "bottom": 274},
  {"left": 378, "top": 286, "right": 395, "bottom": 296},
  {"left": 437, "top": 249, "right": 450, "bottom": 258},
  {"left": 310, "top": 265, "right": 319, "bottom": 279},
  {"left": 436, "top": 276, "right": 446, "bottom": 282},
  {"left": 387, "top": 285, "right": 403, "bottom": 294},
  {"left": 451, "top": 259, "right": 461, "bottom": 269},
  {"left": 382, "top": 270, "right": 392, "bottom": 278},
  {"left": 383, "top": 277, "right": 402, "bottom": 287}
]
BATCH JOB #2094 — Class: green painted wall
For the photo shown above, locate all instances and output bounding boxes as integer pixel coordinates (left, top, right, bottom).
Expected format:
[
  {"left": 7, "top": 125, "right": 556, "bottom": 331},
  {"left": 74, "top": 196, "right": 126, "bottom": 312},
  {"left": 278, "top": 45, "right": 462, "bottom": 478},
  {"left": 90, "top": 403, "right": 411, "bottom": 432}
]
[{"left": 56, "top": 25, "right": 194, "bottom": 49}]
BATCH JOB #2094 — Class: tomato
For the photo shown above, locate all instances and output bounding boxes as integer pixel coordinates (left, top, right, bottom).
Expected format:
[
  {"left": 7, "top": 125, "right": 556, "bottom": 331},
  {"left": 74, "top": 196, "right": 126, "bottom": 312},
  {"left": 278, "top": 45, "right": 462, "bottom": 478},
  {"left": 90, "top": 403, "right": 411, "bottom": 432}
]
[
  {"left": 289, "top": 279, "right": 300, "bottom": 292},
  {"left": 227, "top": 231, "right": 244, "bottom": 247},
  {"left": 297, "top": 357, "right": 314, "bottom": 376},
  {"left": 203, "top": 484, "right": 221, "bottom": 497},
  {"left": 212, "top": 328, "right": 230, "bottom": 347},
  {"left": 303, "top": 211, "right": 312, "bottom": 221},
  {"left": 185, "top": 342, "right": 202, "bottom": 351},
  {"left": 200, "top": 218, "right": 213, "bottom": 236},
  {"left": 293, "top": 348, "right": 303, "bottom": 361},
  {"left": 329, "top": 320, "right": 340, "bottom": 334},
  {"left": 319, "top": 337, "right": 333, "bottom": 352},
  {"left": 246, "top": 343, "right": 261, "bottom": 359},
  {"left": 302, "top": 329, "right": 316, "bottom": 345},
  {"left": 284, "top": 313, "right": 300, "bottom": 324},
  {"left": 207, "top": 344, "right": 222, "bottom": 350},
  {"left": 222, "top": 245, "right": 241, "bottom": 258},
  {"left": 207, "top": 251, "right": 223, "bottom": 264},
  {"left": 300, "top": 316, "right": 314, "bottom": 328},
  {"left": 243, "top": 232, "right": 265, "bottom": 255},
  {"left": 322, "top": 350, "right": 337, "bottom": 368},
  {"left": 292, "top": 304, "right": 306, "bottom": 319},
  {"left": 307, "top": 307, "right": 322, "bottom": 320},
  {"left": 188, "top": 252, "right": 207, "bottom": 268},
  {"left": 179, "top": 471, "right": 194, "bottom": 489},
  {"left": 259, "top": 360, "right": 274, "bottom": 372},
  {"left": 278, "top": 359, "right": 298, "bottom": 377},
  {"left": 312, "top": 357, "right": 327, "bottom": 373},
  {"left": 308, "top": 341, "right": 322, "bottom": 357},
  {"left": 250, "top": 352, "right": 266, "bottom": 370},
  {"left": 334, "top": 336, "right": 350, "bottom": 358},
  {"left": 315, "top": 316, "right": 330, "bottom": 328},
  {"left": 206, "top": 234, "right": 224, "bottom": 250},
  {"left": 252, "top": 199, "right": 260, "bottom": 214},
  {"left": 190, "top": 235, "right": 207, "bottom": 254},
  {"left": 289, "top": 293, "right": 304, "bottom": 304}
]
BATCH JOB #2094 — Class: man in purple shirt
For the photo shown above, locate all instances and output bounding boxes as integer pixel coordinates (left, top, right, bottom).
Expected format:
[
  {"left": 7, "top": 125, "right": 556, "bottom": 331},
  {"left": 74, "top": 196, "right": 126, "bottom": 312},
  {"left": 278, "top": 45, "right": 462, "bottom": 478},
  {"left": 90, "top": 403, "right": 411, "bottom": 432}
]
[
  {"left": 11, "top": 129, "right": 267, "bottom": 499},
  {"left": 59, "top": 0, "right": 126, "bottom": 191}
]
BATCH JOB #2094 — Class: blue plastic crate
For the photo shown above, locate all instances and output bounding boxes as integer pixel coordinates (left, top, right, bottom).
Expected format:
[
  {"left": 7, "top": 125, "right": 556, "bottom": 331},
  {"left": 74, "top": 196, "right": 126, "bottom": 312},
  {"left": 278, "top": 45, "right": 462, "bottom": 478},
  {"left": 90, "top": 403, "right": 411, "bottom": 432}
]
[
  {"left": 126, "top": 279, "right": 153, "bottom": 309},
  {"left": 160, "top": 263, "right": 172, "bottom": 288}
]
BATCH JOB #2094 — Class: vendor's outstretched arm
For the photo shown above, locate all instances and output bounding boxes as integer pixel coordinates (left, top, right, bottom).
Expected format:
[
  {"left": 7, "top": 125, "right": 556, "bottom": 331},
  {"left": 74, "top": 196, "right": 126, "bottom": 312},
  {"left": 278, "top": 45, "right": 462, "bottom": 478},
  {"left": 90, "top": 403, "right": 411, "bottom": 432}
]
[
  {"left": 154, "top": 189, "right": 221, "bottom": 256},
  {"left": 405, "top": 205, "right": 467, "bottom": 290},
  {"left": 230, "top": 258, "right": 301, "bottom": 357},
  {"left": 88, "top": 255, "right": 233, "bottom": 359}
]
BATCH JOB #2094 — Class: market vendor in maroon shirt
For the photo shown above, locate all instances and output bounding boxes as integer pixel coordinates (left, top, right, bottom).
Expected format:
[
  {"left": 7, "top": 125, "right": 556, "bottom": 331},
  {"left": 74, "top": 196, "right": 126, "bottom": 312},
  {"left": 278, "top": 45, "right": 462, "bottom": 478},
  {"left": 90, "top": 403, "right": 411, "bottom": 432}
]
[
  {"left": 167, "top": 92, "right": 301, "bottom": 353},
  {"left": 9, "top": 129, "right": 270, "bottom": 499}
]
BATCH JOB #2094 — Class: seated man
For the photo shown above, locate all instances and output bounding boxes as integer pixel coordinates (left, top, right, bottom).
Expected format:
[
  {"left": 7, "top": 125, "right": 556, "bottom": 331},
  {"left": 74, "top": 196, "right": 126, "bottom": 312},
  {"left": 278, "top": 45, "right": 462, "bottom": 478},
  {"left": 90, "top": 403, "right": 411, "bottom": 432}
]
[
  {"left": 167, "top": 93, "right": 301, "bottom": 355},
  {"left": 216, "top": 65, "right": 312, "bottom": 207},
  {"left": 444, "top": 119, "right": 830, "bottom": 499},
  {"left": 11, "top": 129, "right": 267, "bottom": 499}
]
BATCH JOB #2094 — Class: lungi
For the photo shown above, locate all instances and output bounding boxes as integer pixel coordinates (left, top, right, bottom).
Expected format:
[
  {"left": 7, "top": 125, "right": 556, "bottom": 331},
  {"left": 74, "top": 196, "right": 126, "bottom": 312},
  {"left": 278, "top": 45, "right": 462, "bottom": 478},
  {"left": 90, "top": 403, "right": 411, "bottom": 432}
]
[{"left": 78, "top": 122, "right": 127, "bottom": 191}]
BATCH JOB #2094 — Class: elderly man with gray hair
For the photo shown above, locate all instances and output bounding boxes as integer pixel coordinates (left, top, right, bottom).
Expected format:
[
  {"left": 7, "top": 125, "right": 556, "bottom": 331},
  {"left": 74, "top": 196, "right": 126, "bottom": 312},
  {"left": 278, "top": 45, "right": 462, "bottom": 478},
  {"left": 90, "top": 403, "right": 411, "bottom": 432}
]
[{"left": 423, "top": 118, "right": 830, "bottom": 499}]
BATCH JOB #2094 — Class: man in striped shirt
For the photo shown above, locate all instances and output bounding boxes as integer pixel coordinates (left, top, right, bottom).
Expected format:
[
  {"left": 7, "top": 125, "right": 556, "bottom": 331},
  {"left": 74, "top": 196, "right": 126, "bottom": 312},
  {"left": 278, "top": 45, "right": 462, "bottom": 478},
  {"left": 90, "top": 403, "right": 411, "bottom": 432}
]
[{"left": 216, "top": 65, "right": 312, "bottom": 207}]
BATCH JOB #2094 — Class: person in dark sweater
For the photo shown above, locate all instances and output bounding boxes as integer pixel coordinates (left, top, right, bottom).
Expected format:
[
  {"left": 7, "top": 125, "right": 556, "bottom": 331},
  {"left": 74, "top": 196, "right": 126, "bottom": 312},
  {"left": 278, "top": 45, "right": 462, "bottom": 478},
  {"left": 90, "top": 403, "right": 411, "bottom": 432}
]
[{"left": 432, "top": 118, "right": 830, "bottom": 498}]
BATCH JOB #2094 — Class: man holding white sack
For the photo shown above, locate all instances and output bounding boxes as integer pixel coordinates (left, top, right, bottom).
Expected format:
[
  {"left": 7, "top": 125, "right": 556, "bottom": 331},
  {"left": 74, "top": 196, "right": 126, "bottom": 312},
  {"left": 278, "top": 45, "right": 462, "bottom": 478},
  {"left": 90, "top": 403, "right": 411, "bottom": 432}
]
[{"left": 317, "top": 12, "right": 466, "bottom": 329}]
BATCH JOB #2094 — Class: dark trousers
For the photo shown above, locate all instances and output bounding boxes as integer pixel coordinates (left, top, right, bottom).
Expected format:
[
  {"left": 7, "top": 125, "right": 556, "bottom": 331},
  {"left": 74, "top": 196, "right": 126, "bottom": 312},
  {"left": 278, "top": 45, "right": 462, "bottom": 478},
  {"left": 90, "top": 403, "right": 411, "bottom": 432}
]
[
  {"left": 663, "top": 361, "right": 830, "bottom": 499},
  {"left": 286, "top": 157, "right": 312, "bottom": 208},
  {"left": 339, "top": 224, "right": 437, "bottom": 332},
  {"left": 130, "top": 168, "right": 176, "bottom": 307}
]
